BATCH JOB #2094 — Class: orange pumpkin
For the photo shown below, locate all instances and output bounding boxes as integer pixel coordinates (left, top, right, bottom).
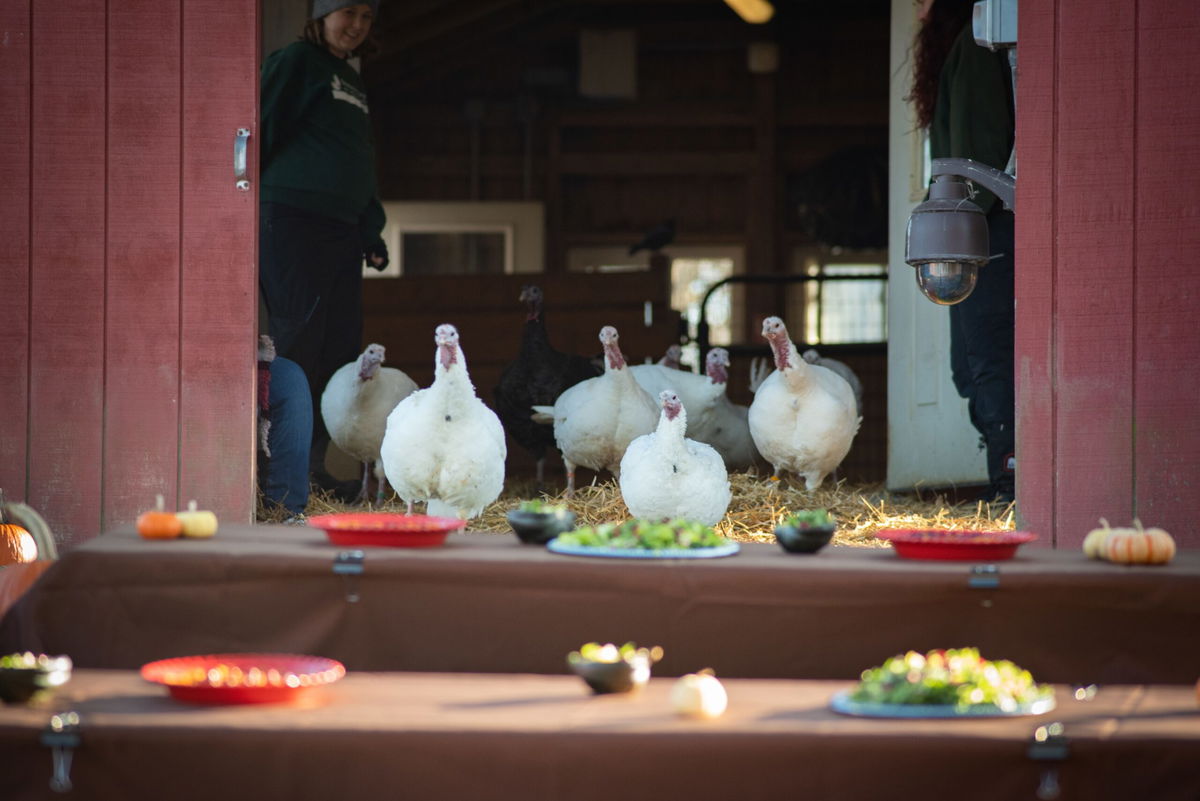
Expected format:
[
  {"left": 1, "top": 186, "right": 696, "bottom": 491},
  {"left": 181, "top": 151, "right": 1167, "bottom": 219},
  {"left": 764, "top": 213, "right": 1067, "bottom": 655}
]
[
  {"left": 0, "top": 489, "right": 38, "bottom": 565},
  {"left": 138, "top": 494, "right": 182, "bottom": 540},
  {"left": 1103, "top": 519, "right": 1175, "bottom": 565}
]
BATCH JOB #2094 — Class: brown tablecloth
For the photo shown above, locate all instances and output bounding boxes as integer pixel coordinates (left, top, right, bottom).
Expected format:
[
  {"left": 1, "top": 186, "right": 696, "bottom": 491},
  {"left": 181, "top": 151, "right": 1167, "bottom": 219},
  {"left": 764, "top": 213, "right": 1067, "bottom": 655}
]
[
  {"left": 2, "top": 525, "right": 1199, "bottom": 683},
  {"left": 0, "top": 671, "right": 1197, "bottom": 801}
]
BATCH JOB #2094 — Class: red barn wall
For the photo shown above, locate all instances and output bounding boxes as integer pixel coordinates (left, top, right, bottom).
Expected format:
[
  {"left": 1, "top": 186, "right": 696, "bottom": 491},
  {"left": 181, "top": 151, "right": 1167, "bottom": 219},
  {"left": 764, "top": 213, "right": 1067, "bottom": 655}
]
[
  {"left": 0, "top": 0, "right": 259, "bottom": 547},
  {"left": 1017, "top": 0, "right": 1200, "bottom": 547}
]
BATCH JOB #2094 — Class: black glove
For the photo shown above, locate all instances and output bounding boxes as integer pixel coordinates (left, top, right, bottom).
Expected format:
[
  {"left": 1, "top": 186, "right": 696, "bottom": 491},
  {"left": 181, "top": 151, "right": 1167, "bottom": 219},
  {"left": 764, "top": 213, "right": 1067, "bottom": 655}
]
[{"left": 365, "top": 239, "right": 389, "bottom": 272}]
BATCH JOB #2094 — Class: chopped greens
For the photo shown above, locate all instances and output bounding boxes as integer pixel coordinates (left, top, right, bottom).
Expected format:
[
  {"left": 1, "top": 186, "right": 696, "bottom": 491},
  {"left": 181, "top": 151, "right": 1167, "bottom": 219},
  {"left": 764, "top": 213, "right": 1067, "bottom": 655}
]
[
  {"left": 849, "top": 647, "right": 1053, "bottom": 711},
  {"left": 555, "top": 519, "right": 726, "bottom": 550}
]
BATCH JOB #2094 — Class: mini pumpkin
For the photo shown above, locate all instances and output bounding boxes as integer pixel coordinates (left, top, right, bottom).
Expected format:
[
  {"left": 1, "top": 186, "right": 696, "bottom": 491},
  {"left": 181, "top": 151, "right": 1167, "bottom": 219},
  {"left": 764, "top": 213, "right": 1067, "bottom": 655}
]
[
  {"left": 1082, "top": 518, "right": 1116, "bottom": 559},
  {"left": 0, "top": 489, "right": 38, "bottom": 565},
  {"left": 137, "top": 494, "right": 182, "bottom": 540},
  {"left": 176, "top": 500, "right": 218, "bottom": 539},
  {"left": 1103, "top": 519, "right": 1175, "bottom": 565}
]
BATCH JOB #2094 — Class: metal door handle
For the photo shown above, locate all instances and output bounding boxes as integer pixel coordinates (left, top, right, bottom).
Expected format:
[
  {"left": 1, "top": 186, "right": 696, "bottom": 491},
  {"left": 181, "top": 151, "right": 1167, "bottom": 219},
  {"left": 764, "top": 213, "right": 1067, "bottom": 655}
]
[{"left": 234, "top": 128, "right": 251, "bottom": 191}]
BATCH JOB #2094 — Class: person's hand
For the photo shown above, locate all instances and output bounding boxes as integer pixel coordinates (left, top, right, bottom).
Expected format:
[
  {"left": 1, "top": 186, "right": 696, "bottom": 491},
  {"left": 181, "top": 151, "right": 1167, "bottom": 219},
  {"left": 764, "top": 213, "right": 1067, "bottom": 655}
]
[{"left": 365, "top": 240, "right": 389, "bottom": 272}]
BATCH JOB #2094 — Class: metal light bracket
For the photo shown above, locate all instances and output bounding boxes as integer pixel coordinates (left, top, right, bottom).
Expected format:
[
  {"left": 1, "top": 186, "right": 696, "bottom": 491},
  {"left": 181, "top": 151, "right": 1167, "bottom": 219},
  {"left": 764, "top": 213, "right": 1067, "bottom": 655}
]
[{"left": 1028, "top": 721, "right": 1069, "bottom": 800}]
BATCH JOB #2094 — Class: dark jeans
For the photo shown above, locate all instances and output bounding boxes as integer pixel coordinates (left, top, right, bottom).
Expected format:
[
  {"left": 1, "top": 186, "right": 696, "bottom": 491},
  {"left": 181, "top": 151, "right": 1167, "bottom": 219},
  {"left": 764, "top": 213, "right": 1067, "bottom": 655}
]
[
  {"left": 259, "top": 202, "right": 364, "bottom": 470},
  {"left": 950, "top": 207, "right": 1015, "bottom": 492},
  {"left": 261, "top": 357, "right": 312, "bottom": 515}
]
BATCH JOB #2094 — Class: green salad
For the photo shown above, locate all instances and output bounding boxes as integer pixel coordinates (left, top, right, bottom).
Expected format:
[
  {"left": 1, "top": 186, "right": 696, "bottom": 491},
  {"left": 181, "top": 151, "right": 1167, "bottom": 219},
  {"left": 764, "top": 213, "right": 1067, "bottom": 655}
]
[
  {"left": 554, "top": 519, "right": 726, "bottom": 550},
  {"left": 849, "top": 647, "right": 1053, "bottom": 711}
]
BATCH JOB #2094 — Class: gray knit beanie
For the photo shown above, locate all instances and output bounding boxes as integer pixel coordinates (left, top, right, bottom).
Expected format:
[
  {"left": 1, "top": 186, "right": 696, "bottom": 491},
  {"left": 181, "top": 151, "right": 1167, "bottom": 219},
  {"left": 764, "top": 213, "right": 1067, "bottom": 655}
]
[{"left": 311, "top": 0, "right": 379, "bottom": 20}]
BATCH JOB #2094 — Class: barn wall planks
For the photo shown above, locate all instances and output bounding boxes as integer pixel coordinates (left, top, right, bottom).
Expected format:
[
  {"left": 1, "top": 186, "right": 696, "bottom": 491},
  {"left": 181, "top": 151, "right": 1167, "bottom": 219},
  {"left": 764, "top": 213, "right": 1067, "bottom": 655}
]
[
  {"left": 1013, "top": 0, "right": 1057, "bottom": 543},
  {"left": 103, "top": 0, "right": 184, "bottom": 528},
  {"left": 178, "top": 0, "right": 258, "bottom": 523},
  {"left": 1133, "top": 0, "right": 1200, "bottom": 525},
  {"left": 27, "top": 1, "right": 108, "bottom": 548},
  {"left": 1018, "top": 0, "right": 1200, "bottom": 548},
  {"left": 1052, "top": 0, "right": 1138, "bottom": 542},
  {"left": 0, "top": 1, "right": 32, "bottom": 504},
  {"left": 9, "top": 1, "right": 258, "bottom": 546}
]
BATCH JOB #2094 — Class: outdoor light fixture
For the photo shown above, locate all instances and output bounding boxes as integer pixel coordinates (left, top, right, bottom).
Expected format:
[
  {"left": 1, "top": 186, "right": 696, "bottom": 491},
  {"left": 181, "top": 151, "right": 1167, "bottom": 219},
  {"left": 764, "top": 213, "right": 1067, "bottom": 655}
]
[
  {"left": 904, "top": 158, "right": 1015, "bottom": 305},
  {"left": 724, "top": 0, "right": 774, "bottom": 24}
]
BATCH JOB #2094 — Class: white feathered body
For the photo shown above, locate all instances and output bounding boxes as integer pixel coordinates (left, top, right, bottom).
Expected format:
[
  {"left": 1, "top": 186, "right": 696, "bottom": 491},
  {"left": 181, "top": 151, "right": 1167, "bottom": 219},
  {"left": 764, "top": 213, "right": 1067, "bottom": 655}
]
[
  {"left": 552, "top": 365, "right": 658, "bottom": 477},
  {"left": 689, "top": 396, "right": 762, "bottom": 470},
  {"left": 619, "top": 400, "right": 731, "bottom": 525},
  {"left": 749, "top": 354, "right": 859, "bottom": 490},
  {"left": 322, "top": 360, "right": 418, "bottom": 484},
  {"left": 381, "top": 336, "right": 506, "bottom": 519},
  {"left": 744, "top": 318, "right": 859, "bottom": 489},
  {"left": 630, "top": 363, "right": 724, "bottom": 436}
]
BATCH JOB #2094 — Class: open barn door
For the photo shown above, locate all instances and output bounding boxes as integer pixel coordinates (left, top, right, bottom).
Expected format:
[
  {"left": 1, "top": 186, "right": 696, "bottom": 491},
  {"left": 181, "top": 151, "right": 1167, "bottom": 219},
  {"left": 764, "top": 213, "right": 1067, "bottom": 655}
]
[
  {"left": 0, "top": 0, "right": 259, "bottom": 546},
  {"left": 884, "top": 0, "right": 987, "bottom": 492}
]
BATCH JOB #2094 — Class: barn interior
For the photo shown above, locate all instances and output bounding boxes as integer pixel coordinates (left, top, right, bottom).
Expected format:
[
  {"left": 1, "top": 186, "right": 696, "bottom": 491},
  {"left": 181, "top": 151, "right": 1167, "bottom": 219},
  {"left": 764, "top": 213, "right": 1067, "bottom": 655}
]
[{"left": 264, "top": 0, "right": 893, "bottom": 487}]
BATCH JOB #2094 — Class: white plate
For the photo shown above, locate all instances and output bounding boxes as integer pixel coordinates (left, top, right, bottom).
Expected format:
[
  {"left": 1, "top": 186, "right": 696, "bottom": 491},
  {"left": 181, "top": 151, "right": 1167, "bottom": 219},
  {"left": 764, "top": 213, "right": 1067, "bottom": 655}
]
[
  {"left": 829, "top": 689, "right": 1056, "bottom": 718},
  {"left": 546, "top": 539, "right": 740, "bottom": 559}
]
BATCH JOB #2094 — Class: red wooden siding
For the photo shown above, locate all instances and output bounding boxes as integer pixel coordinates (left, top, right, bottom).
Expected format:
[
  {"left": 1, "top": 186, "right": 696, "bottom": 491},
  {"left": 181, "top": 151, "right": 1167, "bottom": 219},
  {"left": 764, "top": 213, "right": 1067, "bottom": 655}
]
[
  {"left": 0, "top": 1, "right": 32, "bottom": 510},
  {"left": 1133, "top": 0, "right": 1200, "bottom": 527},
  {"left": 104, "top": 0, "right": 184, "bottom": 532},
  {"left": 178, "top": 0, "right": 259, "bottom": 519},
  {"left": 1, "top": 1, "right": 257, "bottom": 545},
  {"left": 1017, "top": 0, "right": 1200, "bottom": 547},
  {"left": 29, "top": 0, "right": 108, "bottom": 548}
]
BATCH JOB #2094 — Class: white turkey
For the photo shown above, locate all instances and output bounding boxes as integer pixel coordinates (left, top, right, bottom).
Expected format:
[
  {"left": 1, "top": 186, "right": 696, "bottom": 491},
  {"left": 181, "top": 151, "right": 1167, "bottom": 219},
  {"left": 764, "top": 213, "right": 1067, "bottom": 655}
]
[
  {"left": 686, "top": 348, "right": 763, "bottom": 471},
  {"left": 802, "top": 348, "right": 863, "bottom": 416},
  {"left": 320, "top": 343, "right": 418, "bottom": 504},
  {"left": 381, "top": 324, "right": 506, "bottom": 519},
  {"left": 619, "top": 390, "right": 731, "bottom": 526},
  {"left": 748, "top": 317, "right": 860, "bottom": 490},
  {"left": 535, "top": 325, "right": 658, "bottom": 496},
  {"left": 656, "top": 343, "right": 683, "bottom": 369}
]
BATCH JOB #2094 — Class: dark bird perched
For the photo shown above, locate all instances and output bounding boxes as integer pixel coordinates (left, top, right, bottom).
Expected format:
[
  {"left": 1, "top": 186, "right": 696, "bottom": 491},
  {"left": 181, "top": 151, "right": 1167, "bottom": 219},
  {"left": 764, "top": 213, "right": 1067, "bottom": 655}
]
[
  {"left": 493, "top": 285, "right": 603, "bottom": 488},
  {"left": 628, "top": 219, "right": 676, "bottom": 256}
]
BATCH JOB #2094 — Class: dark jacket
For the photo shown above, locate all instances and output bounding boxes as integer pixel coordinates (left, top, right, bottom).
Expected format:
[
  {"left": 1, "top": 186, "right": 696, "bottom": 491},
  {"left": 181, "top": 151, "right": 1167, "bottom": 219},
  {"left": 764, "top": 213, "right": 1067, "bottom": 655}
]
[
  {"left": 929, "top": 25, "right": 1015, "bottom": 215},
  {"left": 260, "top": 41, "right": 384, "bottom": 247}
]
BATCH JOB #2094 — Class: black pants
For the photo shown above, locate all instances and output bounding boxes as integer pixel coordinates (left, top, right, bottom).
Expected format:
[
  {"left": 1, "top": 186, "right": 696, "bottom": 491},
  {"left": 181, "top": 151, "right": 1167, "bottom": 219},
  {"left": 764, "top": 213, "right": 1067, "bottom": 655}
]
[
  {"left": 950, "top": 207, "right": 1015, "bottom": 494},
  {"left": 259, "top": 202, "right": 364, "bottom": 471}
]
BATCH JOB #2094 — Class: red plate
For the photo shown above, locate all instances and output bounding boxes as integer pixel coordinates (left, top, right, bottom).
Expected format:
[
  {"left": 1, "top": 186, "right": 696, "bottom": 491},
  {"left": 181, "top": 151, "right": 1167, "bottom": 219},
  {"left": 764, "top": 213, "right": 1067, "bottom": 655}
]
[
  {"left": 307, "top": 513, "right": 465, "bottom": 547},
  {"left": 877, "top": 529, "right": 1038, "bottom": 561},
  {"left": 141, "top": 653, "right": 345, "bottom": 706}
]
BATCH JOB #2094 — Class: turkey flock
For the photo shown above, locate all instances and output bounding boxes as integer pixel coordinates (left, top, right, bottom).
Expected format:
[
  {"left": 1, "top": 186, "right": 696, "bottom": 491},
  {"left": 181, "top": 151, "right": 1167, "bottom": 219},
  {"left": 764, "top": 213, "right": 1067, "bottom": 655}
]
[{"left": 319, "top": 285, "right": 862, "bottom": 525}]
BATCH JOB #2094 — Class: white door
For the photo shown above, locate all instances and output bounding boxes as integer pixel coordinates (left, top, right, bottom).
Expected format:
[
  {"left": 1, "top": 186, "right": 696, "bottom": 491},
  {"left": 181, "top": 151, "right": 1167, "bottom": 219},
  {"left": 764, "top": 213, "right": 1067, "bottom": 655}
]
[{"left": 885, "top": 0, "right": 987, "bottom": 491}]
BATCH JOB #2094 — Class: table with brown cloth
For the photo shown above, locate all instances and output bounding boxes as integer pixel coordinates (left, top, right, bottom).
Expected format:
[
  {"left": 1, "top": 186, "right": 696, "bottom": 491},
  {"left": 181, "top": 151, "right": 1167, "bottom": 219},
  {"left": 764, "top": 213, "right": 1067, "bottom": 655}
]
[
  {"left": 0, "top": 670, "right": 1197, "bottom": 801},
  {"left": 2, "top": 524, "right": 1198, "bottom": 684}
]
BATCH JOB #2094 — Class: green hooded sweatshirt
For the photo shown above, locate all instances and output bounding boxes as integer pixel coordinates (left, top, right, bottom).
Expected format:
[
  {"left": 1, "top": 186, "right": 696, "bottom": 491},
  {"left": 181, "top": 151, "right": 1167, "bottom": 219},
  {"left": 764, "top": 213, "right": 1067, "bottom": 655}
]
[{"left": 260, "top": 40, "right": 385, "bottom": 248}]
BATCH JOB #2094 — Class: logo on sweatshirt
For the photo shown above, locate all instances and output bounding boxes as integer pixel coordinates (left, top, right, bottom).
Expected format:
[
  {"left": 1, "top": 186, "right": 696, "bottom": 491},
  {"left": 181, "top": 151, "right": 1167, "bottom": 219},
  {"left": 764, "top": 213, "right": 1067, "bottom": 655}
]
[{"left": 331, "top": 74, "right": 369, "bottom": 113}]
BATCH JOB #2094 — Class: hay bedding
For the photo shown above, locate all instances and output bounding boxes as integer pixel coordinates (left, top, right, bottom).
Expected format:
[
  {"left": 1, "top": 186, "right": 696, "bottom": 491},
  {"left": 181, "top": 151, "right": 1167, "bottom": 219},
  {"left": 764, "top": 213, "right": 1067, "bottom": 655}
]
[{"left": 260, "top": 471, "right": 1015, "bottom": 547}]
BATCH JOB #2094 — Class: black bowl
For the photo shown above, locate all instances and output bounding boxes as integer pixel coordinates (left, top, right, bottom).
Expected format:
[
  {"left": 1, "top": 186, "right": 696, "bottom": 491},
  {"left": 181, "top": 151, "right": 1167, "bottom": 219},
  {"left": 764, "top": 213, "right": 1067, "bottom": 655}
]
[
  {"left": 567, "top": 654, "right": 652, "bottom": 695},
  {"left": 774, "top": 524, "right": 836, "bottom": 554},
  {"left": 506, "top": 508, "right": 576, "bottom": 545},
  {"left": 0, "top": 654, "right": 72, "bottom": 705}
]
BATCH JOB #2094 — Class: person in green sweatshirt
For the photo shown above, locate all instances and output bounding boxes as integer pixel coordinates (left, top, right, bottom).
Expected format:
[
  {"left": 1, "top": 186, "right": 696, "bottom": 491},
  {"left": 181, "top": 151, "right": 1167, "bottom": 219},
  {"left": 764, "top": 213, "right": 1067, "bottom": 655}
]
[
  {"left": 910, "top": 0, "right": 1016, "bottom": 505},
  {"left": 259, "top": 0, "right": 387, "bottom": 496}
]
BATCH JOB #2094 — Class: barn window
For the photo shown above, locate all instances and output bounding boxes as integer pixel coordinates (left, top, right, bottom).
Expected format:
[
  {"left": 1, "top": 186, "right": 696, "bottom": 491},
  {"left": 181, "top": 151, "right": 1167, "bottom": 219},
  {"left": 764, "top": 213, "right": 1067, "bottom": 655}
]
[
  {"left": 788, "top": 249, "right": 888, "bottom": 345},
  {"left": 567, "top": 245, "right": 744, "bottom": 372},
  {"left": 370, "top": 201, "right": 545, "bottom": 277}
]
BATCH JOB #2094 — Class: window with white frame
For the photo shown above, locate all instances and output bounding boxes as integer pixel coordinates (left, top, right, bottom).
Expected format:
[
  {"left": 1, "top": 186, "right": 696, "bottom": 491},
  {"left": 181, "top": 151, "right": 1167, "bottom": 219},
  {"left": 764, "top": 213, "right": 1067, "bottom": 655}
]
[
  {"left": 788, "top": 248, "right": 888, "bottom": 345},
  {"left": 367, "top": 201, "right": 545, "bottom": 278},
  {"left": 567, "top": 245, "right": 744, "bottom": 372}
]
